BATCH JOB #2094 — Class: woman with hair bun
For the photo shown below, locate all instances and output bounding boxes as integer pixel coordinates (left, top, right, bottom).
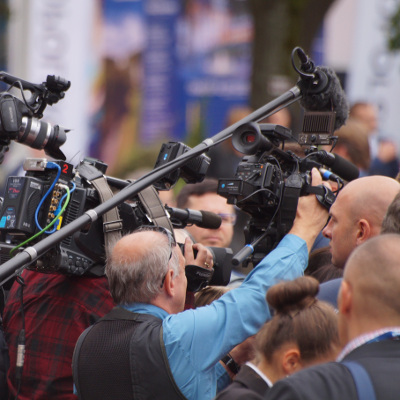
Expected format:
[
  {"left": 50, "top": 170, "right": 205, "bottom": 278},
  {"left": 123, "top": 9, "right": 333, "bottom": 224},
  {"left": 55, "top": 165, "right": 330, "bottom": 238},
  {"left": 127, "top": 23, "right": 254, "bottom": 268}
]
[{"left": 215, "top": 276, "right": 340, "bottom": 400}]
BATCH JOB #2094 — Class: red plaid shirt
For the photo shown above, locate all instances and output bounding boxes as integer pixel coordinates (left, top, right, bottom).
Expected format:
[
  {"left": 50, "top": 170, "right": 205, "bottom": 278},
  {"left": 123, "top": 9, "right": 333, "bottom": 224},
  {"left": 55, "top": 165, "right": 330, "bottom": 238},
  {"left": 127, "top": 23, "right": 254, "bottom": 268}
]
[{"left": 3, "top": 270, "right": 115, "bottom": 400}]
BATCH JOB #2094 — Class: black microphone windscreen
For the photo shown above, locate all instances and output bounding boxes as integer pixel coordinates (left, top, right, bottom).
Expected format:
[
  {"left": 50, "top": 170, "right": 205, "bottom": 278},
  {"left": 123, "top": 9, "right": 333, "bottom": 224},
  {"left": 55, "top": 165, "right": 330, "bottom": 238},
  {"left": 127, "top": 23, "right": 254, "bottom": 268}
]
[
  {"left": 300, "top": 67, "right": 349, "bottom": 131},
  {"left": 198, "top": 211, "right": 222, "bottom": 229},
  {"left": 324, "top": 153, "right": 360, "bottom": 182}
]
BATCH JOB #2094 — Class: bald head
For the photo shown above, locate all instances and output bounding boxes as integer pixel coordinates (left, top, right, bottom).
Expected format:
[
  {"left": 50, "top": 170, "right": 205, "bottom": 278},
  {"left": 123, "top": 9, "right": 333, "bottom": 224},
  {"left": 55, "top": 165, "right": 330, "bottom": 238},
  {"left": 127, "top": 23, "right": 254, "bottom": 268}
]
[
  {"left": 112, "top": 231, "right": 156, "bottom": 263},
  {"left": 343, "top": 234, "right": 400, "bottom": 325},
  {"left": 341, "top": 176, "right": 400, "bottom": 231},
  {"left": 323, "top": 176, "right": 400, "bottom": 268}
]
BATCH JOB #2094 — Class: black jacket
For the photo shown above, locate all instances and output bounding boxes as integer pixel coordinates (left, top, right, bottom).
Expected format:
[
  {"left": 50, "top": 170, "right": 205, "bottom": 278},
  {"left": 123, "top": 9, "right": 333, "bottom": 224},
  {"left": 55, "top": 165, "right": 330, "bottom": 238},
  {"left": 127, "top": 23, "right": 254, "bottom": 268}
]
[
  {"left": 265, "top": 339, "right": 400, "bottom": 400},
  {"left": 215, "top": 364, "right": 270, "bottom": 400}
]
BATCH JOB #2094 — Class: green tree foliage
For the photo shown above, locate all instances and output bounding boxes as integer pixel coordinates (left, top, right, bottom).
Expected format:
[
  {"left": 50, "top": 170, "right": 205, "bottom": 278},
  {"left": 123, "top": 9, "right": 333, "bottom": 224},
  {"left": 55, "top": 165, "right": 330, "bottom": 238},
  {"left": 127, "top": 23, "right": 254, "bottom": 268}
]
[
  {"left": 248, "top": 0, "right": 336, "bottom": 108},
  {"left": 388, "top": 4, "right": 400, "bottom": 51}
]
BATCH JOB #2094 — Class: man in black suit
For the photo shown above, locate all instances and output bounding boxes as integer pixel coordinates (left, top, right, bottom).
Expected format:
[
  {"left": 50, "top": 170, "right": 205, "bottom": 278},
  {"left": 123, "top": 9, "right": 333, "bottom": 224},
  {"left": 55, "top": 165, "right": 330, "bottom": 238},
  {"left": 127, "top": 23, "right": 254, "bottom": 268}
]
[{"left": 265, "top": 233, "right": 400, "bottom": 400}]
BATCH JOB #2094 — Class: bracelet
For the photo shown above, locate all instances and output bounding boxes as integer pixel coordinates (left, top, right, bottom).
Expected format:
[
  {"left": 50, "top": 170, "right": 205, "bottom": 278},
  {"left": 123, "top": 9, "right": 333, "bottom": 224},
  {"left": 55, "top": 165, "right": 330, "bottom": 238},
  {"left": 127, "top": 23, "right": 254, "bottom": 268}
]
[{"left": 221, "top": 353, "right": 240, "bottom": 375}]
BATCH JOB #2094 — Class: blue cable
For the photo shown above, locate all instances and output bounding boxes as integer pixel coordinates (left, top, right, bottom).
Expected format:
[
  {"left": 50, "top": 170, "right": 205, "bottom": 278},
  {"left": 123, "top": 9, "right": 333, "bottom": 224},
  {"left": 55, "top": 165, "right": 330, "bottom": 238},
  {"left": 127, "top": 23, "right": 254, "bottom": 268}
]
[
  {"left": 45, "top": 181, "right": 76, "bottom": 234},
  {"left": 34, "top": 162, "right": 61, "bottom": 231}
]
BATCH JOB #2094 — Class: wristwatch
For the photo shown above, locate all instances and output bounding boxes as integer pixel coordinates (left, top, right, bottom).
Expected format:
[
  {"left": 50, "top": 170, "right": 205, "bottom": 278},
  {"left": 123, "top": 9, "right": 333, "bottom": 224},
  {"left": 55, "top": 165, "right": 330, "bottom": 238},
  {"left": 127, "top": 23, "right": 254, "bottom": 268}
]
[{"left": 221, "top": 353, "right": 240, "bottom": 375}]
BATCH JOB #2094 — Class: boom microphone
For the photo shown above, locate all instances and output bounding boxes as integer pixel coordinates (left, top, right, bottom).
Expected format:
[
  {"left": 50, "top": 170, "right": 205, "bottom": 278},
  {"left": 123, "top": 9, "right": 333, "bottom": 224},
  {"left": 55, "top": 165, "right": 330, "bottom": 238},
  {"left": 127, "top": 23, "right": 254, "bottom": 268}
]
[
  {"left": 294, "top": 48, "right": 349, "bottom": 131},
  {"left": 165, "top": 206, "right": 222, "bottom": 229},
  {"left": 315, "top": 151, "right": 360, "bottom": 182},
  {"left": 300, "top": 66, "right": 349, "bottom": 131}
]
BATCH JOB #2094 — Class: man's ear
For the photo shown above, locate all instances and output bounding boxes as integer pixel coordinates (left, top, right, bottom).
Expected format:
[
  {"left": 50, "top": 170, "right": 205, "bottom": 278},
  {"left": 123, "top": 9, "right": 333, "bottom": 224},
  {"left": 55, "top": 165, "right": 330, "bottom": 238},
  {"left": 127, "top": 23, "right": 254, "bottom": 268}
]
[
  {"left": 338, "top": 279, "right": 352, "bottom": 317},
  {"left": 282, "top": 347, "right": 302, "bottom": 375},
  {"left": 356, "top": 219, "right": 371, "bottom": 245},
  {"left": 163, "top": 269, "right": 175, "bottom": 297}
]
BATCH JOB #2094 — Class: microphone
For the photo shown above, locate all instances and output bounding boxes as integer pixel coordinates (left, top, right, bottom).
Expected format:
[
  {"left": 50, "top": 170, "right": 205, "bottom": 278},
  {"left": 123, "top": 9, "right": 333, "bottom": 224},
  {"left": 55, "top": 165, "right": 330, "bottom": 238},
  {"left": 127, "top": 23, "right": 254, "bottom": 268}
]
[
  {"left": 315, "top": 151, "right": 360, "bottom": 182},
  {"left": 319, "top": 167, "right": 341, "bottom": 182},
  {"left": 295, "top": 48, "right": 349, "bottom": 131},
  {"left": 165, "top": 206, "right": 222, "bottom": 229}
]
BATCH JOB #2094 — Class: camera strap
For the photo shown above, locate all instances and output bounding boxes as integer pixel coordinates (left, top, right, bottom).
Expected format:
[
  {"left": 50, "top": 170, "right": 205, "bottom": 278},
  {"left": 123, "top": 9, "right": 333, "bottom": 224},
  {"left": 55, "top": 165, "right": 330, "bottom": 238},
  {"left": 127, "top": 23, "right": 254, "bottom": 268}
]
[
  {"left": 304, "top": 185, "right": 336, "bottom": 210},
  {"left": 136, "top": 184, "right": 175, "bottom": 242},
  {"left": 76, "top": 163, "right": 123, "bottom": 260},
  {"left": 278, "top": 173, "right": 303, "bottom": 235}
]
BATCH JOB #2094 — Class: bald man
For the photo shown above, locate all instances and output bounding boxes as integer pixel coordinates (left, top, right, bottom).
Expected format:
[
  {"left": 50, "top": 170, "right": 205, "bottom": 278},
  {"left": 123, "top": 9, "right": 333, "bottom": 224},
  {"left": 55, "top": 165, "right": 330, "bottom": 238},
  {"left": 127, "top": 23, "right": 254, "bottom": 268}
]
[
  {"left": 266, "top": 234, "right": 400, "bottom": 400},
  {"left": 322, "top": 175, "right": 400, "bottom": 269}
]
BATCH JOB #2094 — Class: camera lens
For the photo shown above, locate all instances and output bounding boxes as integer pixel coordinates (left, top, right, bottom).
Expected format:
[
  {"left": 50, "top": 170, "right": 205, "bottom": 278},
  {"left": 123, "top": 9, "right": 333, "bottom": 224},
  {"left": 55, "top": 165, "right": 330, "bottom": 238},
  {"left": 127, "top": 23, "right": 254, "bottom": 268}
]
[{"left": 18, "top": 116, "right": 67, "bottom": 160}]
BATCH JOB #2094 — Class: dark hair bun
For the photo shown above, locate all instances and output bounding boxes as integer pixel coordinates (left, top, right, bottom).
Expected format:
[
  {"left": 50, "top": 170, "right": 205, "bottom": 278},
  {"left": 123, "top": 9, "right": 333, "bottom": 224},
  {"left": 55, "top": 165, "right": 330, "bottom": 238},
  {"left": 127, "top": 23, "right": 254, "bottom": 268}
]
[{"left": 267, "top": 276, "right": 319, "bottom": 314}]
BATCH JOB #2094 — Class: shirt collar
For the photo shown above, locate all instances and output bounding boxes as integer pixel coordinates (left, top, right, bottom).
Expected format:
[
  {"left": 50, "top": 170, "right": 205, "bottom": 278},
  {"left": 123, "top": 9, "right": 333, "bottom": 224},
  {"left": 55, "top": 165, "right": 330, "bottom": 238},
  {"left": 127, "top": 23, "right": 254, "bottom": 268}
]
[
  {"left": 245, "top": 362, "right": 273, "bottom": 388},
  {"left": 337, "top": 327, "right": 400, "bottom": 361},
  {"left": 119, "top": 303, "right": 169, "bottom": 320}
]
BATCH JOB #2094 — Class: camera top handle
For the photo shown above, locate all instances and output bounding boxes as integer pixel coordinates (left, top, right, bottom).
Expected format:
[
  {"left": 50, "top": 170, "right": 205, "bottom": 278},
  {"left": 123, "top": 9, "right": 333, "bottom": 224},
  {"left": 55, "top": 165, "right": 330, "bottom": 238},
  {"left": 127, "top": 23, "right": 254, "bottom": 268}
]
[{"left": 0, "top": 72, "right": 71, "bottom": 118}]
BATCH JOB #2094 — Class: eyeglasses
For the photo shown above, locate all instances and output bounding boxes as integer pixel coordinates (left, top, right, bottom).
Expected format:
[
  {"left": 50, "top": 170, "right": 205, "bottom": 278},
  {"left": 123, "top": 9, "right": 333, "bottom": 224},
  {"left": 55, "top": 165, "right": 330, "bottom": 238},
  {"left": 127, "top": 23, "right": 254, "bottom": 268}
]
[
  {"left": 141, "top": 225, "right": 176, "bottom": 259},
  {"left": 218, "top": 213, "right": 237, "bottom": 226}
]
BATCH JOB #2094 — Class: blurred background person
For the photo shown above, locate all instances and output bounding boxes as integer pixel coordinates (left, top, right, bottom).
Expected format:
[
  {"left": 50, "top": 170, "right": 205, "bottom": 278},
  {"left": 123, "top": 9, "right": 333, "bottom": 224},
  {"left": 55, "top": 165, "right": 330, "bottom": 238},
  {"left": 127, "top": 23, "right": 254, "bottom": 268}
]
[
  {"left": 176, "top": 178, "right": 246, "bottom": 284},
  {"left": 305, "top": 246, "right": 343, "bottom": 284},
  {"left": 331, "top": 118, "right": 371, "bottom": 176},
  {"left": 177, "top": 178, "right": 235, "bottom": 249},
  {"left": 381, "top": 190, "right": 400, "bottom": 234},
  {"left": 350, "top": 102, "right": 399, "bottom": 178}
]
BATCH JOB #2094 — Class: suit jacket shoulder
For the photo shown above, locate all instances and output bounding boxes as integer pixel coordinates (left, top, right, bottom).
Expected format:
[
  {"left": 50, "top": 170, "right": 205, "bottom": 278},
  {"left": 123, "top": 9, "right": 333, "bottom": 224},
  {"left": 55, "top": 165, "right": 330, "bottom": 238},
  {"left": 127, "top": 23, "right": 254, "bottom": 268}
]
[
  {"left": 266, "top": 340, "right": 400, "bottom": 400},
  {"left": 216, "top": 365, "right": 270, "bottom": 400},
  {"left": 265, "top": 362, "right": 356, "bottom": 400}
]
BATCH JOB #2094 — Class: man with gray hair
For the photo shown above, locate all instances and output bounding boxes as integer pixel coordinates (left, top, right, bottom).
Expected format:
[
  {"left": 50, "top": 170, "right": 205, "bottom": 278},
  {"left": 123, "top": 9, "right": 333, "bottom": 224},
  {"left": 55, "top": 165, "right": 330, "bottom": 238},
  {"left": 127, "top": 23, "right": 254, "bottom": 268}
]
[{"left": 72, "top": 169, "right": 329, "bottom": 400}]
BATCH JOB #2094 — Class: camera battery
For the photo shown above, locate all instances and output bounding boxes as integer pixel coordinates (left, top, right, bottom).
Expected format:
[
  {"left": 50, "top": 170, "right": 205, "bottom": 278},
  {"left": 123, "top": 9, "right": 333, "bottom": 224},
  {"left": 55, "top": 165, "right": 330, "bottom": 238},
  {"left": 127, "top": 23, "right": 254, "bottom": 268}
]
[{"left": 0, "top": 176, "right": 45, "bottom": 235}]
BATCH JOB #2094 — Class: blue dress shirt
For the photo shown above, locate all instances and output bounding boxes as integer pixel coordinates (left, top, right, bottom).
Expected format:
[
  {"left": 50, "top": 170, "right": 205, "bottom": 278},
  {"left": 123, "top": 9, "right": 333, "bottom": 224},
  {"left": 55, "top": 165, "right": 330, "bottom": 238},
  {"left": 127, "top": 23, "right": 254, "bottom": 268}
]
[{"left": 122, "top": 233, "right": 308, "bottom": 400}]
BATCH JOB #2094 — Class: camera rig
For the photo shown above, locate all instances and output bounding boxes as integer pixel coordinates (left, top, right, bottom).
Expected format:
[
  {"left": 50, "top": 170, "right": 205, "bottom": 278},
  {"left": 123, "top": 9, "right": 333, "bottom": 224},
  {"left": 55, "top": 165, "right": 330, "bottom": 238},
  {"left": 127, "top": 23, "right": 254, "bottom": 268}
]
[
  {"left": 217, "top": 122, "right": 352, "bottom": 267},
  {"left": 0, "top": 72, "right": 70, "bottom": 163},
  {"left": 0, "top": 71, "right": 230, "bottom": 286},
  {"left": 0, "top": 47, "right": 357, "bottom": 285}
]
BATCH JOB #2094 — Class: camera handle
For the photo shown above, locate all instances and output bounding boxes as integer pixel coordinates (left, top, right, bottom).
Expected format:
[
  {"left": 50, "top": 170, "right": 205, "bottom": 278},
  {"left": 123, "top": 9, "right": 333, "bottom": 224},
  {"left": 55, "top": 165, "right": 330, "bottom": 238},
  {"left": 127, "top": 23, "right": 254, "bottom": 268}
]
[
  {"left": 232, "top": 173, "right": 303, "bottom": 266},
  {"left": 0, "top": 86, "right": 303, "bottom": 286}
]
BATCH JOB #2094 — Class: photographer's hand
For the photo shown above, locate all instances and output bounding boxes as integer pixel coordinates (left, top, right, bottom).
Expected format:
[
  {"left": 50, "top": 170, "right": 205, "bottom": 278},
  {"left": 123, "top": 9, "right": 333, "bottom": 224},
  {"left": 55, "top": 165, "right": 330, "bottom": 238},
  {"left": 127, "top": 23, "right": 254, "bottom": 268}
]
[
  {"left": 289, "top": 168, "right": 330, "bottom": 252},
  {"left": 183, "top": 237, "right": 214, "bottom": 270}
]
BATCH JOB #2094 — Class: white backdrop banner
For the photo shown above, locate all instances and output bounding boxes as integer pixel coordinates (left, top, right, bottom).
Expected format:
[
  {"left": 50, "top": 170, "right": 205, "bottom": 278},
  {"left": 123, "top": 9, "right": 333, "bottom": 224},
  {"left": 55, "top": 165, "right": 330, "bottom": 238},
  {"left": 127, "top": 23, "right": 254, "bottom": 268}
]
[
  {"left": 25, "top": 0, "right": 97, "bottom": 162},
  {"left": 347, "top": 0, "right": 400, "bottom": 143}
]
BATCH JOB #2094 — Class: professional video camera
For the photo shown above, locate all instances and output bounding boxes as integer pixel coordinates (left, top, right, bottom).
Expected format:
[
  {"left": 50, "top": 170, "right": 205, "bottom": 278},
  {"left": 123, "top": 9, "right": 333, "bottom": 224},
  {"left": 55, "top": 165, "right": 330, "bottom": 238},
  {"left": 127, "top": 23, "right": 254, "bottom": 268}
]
[
  {"left": 216, "top": 48, "right": 359, "bottom": 267},
  {"left": 0, "top": 72, "right": 231, "bottom": 287},
  {"left": 0, "top": 72, "right": 70, "bottom": 163},
  {"left": 217, "top": 121, "right": 357, "bottom": 267}
]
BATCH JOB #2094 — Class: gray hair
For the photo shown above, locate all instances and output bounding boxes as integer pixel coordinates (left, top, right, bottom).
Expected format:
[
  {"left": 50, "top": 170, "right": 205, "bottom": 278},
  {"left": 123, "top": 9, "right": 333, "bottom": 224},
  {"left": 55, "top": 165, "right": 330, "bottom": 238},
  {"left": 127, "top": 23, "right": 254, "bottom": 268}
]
[{"left": 105, "top": 227, "right": 180, "bottom": 305}]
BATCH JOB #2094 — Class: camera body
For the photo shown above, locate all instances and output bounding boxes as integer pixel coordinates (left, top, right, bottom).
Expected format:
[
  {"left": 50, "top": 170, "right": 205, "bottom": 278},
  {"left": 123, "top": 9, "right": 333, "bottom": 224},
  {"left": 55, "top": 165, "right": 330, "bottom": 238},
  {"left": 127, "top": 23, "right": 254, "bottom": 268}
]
[
  {"left": 0, "top": 157, "right": 151, "bottom": 275},
  {"left": 217, "top": 122, "right": 340, "bottom": 267},
  {"left": 0, "top": 73, "right": 70, "bottom": 162}
]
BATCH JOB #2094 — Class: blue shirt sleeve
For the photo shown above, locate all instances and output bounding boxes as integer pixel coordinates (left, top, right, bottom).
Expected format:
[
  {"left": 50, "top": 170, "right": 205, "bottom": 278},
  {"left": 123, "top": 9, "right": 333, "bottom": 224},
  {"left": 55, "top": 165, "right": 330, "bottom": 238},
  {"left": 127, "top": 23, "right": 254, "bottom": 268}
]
[
  {"left": 215, "top": 362, "right": 231, "bottom": 393},
  {"left": 163, "top": 233, "right": 308, "bottom": 397}
]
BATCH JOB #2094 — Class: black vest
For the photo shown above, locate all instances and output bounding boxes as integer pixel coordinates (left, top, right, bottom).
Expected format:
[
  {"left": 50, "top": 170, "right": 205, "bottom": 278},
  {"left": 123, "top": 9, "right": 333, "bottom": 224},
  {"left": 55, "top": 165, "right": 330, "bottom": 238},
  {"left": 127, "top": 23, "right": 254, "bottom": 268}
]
[{"left": 73, "top": 307, "right": 187, "bottom": 400}]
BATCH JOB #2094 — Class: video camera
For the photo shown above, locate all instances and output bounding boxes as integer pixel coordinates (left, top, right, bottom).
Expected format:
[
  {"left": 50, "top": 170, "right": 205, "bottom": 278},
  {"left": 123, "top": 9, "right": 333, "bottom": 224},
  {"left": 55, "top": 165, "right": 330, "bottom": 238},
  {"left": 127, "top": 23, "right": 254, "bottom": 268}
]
[
  {"left": 212, "top": 47, "right": 359, "bottom": 268},
  {"left": 217, "top": 120, "right": 358, "bottom": 267},
  {"left": 0, "top": 72, "right": 231, "bottom": 287}
]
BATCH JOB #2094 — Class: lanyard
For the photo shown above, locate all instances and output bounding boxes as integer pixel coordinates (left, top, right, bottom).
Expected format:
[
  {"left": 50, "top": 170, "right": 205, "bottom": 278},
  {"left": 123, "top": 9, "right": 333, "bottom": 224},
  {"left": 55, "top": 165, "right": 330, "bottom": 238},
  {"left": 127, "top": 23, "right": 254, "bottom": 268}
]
[{"left": 365, "top": 331, "right": 400, "bottom": 345}]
